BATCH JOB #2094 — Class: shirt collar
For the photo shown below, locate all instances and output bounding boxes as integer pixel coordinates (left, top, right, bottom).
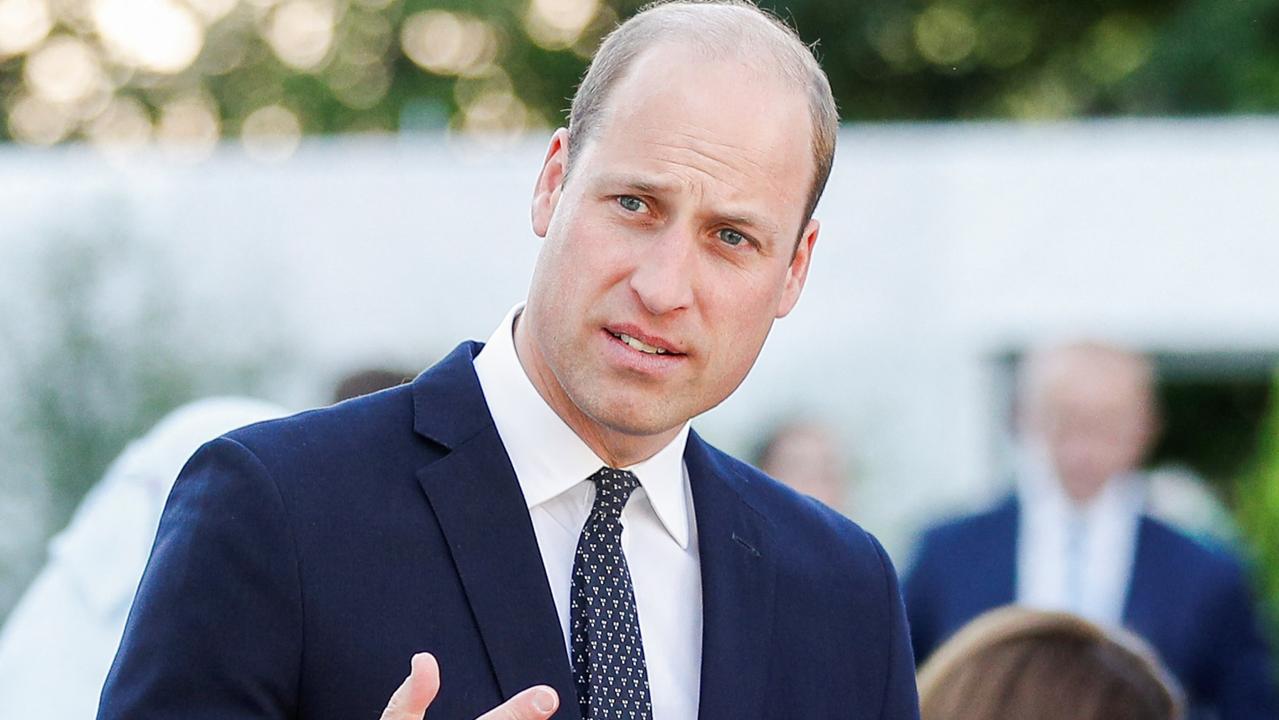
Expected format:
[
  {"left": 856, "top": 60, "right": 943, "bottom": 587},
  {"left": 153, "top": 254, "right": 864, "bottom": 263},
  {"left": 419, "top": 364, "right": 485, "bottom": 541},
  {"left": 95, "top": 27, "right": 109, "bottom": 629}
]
[{"left": 473, "top": 303, "right": 692, "bottom": 549}]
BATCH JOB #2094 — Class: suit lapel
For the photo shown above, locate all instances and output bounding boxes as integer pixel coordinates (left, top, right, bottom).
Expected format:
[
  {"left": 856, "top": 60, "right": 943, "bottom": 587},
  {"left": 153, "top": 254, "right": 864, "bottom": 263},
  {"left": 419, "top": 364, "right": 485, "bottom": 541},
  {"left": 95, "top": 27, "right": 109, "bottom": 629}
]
[
  {"left": 989, "top": 497, "right": 1019, "bottom": 607},
  {"left": 1121, "top": 516, "right": 1157, "bottom": 631},
  {"left": 687, "top": 433, "right": 775, "bottom": 720},
  {"left": 411, "top": 343, "right": 581, "bottom": 720}
]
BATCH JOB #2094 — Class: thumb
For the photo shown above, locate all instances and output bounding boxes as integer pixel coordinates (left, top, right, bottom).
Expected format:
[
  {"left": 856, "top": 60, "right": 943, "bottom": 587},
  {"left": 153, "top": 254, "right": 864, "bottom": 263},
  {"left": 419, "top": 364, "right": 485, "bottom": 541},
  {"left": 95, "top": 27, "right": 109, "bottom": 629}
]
[
  {"left": 476, "top": 685, "right": 559, "bottom": 720},
  {"left": 380, "top": 653, "right": 442, "bottom": 720}
]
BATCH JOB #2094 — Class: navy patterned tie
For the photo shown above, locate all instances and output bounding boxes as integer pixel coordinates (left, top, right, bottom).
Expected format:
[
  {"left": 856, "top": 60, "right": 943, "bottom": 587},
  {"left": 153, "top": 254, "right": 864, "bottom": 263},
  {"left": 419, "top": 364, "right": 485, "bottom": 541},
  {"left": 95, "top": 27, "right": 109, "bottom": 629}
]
[{"left": 570, "top": 467, "right": 654, "bottom": 720}]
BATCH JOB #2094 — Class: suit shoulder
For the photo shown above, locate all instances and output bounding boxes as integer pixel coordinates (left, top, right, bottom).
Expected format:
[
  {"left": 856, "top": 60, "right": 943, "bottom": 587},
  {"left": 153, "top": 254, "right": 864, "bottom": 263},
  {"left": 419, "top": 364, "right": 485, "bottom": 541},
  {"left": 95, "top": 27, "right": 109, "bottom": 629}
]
[
  {"left": 1140, "top": 514, "right": 1251, "bottom": 587},
  {"left": 699, "top": 443, "right": 906, "bottom": 652},
  {"left": 917, "top": 496, "right": 1016, "bottom": 549},
  {"left": 222, "top": 383, "right": 419, "bottom": 472},
  {"left": 704, "top": 444, "right": 891, "bottom": 571}
]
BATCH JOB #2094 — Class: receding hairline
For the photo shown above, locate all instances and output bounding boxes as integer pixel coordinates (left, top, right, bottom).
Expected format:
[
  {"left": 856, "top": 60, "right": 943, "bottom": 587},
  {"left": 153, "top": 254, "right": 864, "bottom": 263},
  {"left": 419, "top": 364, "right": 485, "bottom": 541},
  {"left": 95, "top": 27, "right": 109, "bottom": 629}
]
[
  {"left": 567, "top": 0, "right": 838, "bottom": 225},
  {"left": 1019, "top": 341, "right": 1156, "bottom": 411}
]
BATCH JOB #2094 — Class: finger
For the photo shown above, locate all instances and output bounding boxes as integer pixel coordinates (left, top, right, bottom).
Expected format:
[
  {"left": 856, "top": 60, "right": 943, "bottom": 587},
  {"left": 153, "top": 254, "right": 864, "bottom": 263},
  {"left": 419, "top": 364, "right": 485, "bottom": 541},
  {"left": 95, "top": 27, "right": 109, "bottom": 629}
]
[
  {"left": 475, "top": 685, "right": 558, "bottom": 720},
  {"left": 380, "top": 653, "right": 442, "bottom": 720}
]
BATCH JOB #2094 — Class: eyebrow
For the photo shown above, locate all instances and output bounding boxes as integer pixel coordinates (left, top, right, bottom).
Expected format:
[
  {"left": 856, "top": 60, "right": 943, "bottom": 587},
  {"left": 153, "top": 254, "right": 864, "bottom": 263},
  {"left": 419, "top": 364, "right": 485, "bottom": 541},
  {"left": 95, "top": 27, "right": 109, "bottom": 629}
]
[
  {"left": 596, "top": 173, "right": 783, "bottom": 238},
  {"left": 720, "top": 210, "right": 781, "bottom": 238},
  {"left": 596, "top": 172, "right": 678, "bottom": 195}
]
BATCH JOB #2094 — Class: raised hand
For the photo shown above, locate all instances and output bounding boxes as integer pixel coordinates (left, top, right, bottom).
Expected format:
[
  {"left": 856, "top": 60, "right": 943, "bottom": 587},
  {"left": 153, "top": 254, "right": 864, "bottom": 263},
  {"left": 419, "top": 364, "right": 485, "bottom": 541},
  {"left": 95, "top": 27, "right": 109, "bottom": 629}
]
[{"left": 379, "top": 653, "right": 560, "bottom": 720}]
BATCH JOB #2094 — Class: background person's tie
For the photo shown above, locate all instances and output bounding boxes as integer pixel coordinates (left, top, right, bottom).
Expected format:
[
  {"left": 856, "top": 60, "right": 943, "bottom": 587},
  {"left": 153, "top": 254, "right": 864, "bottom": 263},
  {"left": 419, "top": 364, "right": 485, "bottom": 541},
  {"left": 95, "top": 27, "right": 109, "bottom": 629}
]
[{"left": 570, "top": 467, "right": 654, "bottom": 720}]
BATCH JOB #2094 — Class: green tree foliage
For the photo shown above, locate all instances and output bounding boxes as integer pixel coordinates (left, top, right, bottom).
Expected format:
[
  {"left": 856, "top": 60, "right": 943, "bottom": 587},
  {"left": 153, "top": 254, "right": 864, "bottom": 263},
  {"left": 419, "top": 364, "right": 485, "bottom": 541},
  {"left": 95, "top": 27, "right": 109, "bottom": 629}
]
[
  {"left": 2, "top": 0, "right": 1278, "bottom": 148},
  {"left": 1236, "top": 369, "right": 1279, "bottom": 666}
]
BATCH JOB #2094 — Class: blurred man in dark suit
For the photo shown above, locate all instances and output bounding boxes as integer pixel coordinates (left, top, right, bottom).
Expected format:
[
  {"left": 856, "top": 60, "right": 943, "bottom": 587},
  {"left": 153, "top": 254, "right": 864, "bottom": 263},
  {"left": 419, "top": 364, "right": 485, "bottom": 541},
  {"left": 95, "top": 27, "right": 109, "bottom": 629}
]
[{"left": 905, "top": 341, "right": 1278, "bottom": 719}]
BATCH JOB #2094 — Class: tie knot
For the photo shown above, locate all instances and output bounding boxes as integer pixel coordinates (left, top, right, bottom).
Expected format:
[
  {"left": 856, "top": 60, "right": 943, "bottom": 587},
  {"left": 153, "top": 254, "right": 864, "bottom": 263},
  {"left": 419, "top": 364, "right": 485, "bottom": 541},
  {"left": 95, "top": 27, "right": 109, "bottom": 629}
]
[{"left": 589, "top": 466, "right": 640, "bottom": 514}]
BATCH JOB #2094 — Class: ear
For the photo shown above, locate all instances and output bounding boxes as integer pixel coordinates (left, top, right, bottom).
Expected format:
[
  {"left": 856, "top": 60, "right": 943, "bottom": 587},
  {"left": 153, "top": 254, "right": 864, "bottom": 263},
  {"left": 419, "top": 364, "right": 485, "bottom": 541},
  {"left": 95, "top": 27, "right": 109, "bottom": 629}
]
[
  {"left": 775, "top": 218, "right": 819, "bottom": 318},
  {"left": 531, "top": 128, "right": 570, "bottom": 238}
]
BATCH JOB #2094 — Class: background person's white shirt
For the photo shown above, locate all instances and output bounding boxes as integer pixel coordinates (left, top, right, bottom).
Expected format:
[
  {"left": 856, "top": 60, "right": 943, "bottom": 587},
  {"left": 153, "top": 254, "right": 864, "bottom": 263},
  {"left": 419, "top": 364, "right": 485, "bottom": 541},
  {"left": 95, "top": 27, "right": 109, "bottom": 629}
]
[
  {"left": 474, "top": 304, "right": 703, "bottom": 720},
  {"left": 0, "top": 397, "right": 288, "bottom": 720},
  {"left": 1015, "top": 444, "right": 1145, "bottom": 628}
]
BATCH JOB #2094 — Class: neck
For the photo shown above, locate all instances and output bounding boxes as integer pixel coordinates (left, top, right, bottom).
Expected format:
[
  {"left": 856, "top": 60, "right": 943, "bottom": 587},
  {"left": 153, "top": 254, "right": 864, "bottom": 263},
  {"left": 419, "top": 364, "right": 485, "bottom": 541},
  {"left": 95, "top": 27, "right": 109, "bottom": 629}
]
[{"left": 512, "top": 312, "right": 679, "bottom": 468}]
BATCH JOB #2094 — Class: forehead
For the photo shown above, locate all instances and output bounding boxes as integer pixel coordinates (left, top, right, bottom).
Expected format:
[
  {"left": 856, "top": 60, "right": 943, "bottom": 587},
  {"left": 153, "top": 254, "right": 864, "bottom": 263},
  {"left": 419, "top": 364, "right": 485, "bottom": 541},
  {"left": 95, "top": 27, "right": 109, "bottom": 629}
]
[
  {"left": 580, "top": 44, "right": 815, "bottom": 221},
  {"left": 1041, "top": 357, "right": 1152, "bottom": 413}
]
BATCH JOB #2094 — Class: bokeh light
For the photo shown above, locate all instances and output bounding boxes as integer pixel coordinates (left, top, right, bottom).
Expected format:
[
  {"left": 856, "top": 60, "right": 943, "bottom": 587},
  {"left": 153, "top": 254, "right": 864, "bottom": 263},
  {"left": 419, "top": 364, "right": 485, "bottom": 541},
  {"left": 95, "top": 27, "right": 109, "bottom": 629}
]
[
  {"left": 264, "top": 0, "right": 336, "bottom": 71},
  {"left": 1080, "top": 14, "right": 1153, "bottom": 85},
  {"left": 90, "top": 0, "right": 204, "bottom": 75},
  {"left": 0, "top": 0, "right": 53, "bottom": 58},
  {"left": 1004, "top": 71, "right": 1081, "bottom": 119},
  {"left": 867, "top": 12, "right": 919, "bottom": 71},
  {"left": 156, "top": 94, "right": 221, "bottom": 161},
  {"left": 85, "top": 95, "right": 153, "bottom": 155},
  {"left": 0, "top": 0, "right": 1270, "bottom": 152},
  {"left": 241, "top": 103, "right": 301, "bottom": 162},
  {"left": 341, "top": 9, "right": 392, "bottom": 64},
  {"left": 23, "top": 35, "right": 104, "bottom": 105},
  {"left": 400, "top": 10, "right": 499, "bottom": 77},
  {"left": 450, "top": 68, "right": 540, "bottom": 148},
  {"left": 914, "top": 4, "right": 978, "bottom": 68},
  {"left": 525, "top": 0, "right": 599, "bottom": 50},
  {"left": 328, "top": 57, "right": 391, "bottom": 109},
  {"left": 185, "top": 0, "right": 238, "bottom": 24},
  {"left": 8, "top": 92, "right": 72, "bottom": 145}
]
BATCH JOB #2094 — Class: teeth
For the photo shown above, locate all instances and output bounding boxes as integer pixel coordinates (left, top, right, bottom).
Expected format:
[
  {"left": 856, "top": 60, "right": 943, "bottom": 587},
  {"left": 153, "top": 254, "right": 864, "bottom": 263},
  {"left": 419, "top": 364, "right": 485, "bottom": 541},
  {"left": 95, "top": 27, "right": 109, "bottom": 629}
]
[{"left": 616, "top": 332, "right": 668, "bottom": 354}]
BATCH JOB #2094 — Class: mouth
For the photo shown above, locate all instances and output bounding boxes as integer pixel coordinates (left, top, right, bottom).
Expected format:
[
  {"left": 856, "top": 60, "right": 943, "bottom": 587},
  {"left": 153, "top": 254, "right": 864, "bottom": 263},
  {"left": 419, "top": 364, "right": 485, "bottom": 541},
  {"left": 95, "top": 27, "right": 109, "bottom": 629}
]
[
  {"left": 610, "top": 331, "right": 672, "bottom": 355},
  {"left": 603, "top": 325, "right": 686, "bottom": 358}
]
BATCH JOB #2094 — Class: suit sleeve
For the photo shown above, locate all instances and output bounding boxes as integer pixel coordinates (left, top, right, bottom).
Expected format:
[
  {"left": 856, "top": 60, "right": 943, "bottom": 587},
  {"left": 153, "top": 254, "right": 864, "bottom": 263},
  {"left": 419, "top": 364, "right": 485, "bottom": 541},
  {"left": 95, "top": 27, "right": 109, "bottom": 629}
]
[
  {"left": 97, "top": 437, "right": 302, "bottom": 720},
  {"left": 870, "top": 536, "right": 922, "bottom": 720},
  {"left": 900, "top": 533, "right": 938, "bottom": 666},
  {"left": 1199, "top": 559, "right": 1279, "bottom": 720}
]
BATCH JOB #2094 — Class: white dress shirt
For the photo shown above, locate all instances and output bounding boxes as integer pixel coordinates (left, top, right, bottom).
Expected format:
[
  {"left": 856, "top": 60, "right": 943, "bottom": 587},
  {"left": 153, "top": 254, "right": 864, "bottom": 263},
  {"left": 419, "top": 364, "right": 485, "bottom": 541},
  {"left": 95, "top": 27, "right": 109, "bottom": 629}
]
[
  {"left": 1015, "top": 444, "right": 1146, "bottom": 628},
  {"left": 473, "top": 305, "right": 703, "bottom": 720}
]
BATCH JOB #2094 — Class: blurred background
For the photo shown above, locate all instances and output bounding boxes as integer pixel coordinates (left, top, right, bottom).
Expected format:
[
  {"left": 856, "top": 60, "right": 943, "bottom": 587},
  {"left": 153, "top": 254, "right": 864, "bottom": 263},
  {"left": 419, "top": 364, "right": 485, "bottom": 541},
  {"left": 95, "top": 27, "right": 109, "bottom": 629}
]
[{"left": 1, "top": 0, "right": 1278, "bottom": 673}]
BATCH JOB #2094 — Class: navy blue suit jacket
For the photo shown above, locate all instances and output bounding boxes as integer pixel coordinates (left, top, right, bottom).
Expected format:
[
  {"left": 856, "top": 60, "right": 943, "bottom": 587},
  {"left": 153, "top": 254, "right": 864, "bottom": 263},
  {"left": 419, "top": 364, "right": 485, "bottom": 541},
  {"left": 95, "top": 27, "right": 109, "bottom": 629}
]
[
  {"left": 903, "top": 496, "right": 1278, "bottom": 719},
  {"left": 99, "top": 342, "right": 919, "bottom": 719}
]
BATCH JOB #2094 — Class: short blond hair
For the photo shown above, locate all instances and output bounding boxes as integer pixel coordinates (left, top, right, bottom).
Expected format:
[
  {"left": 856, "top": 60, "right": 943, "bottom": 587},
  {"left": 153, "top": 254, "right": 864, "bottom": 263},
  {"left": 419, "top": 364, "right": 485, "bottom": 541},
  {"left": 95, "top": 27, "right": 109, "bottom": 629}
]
[
  {"left": 918, "top": 607, "right": 1183, "bottom": 720},
  {"left": 568, "top": 0, "right": 838, "bottom": 224}
]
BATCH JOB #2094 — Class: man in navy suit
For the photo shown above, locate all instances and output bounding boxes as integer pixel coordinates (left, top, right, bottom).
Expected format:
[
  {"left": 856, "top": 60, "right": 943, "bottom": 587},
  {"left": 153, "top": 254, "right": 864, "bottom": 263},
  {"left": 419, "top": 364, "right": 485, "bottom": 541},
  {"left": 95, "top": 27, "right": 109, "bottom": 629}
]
[
  {"left": 98, "top": 2, "right": 920, "bottom": 719},
  {"left": 904, "top": 342, "right": 1277, "bottom": 719}
]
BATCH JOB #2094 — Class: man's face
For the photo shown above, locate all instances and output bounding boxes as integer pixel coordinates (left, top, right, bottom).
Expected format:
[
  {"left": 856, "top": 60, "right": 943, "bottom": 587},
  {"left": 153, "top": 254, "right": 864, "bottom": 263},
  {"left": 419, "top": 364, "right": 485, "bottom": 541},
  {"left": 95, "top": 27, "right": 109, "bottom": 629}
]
[
  {"left": 522, "top": 45, "right": 819, "bottom": 440},
  {"left": 1028, "top": 363, "right": 1156, "bottom": 503}
]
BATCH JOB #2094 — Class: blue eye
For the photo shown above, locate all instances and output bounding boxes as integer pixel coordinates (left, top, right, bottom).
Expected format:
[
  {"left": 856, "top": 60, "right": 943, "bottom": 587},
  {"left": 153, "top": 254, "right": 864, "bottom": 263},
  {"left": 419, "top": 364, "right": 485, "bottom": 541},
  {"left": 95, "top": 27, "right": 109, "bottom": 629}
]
[
  {"left": 618, "top": 195, "right": 645, "bottom": 212},
  {"left": 719, "top": 228, "right": 747, "bottom": 247}
]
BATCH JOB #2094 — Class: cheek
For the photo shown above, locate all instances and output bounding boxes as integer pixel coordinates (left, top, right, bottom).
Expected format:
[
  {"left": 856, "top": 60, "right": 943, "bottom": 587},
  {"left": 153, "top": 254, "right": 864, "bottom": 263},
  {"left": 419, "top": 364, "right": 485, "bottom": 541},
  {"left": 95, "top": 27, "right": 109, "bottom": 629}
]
[
  {"left": 543, "top": 219, "right": 620, "bottom": 301},
  {"left": 696, "top": 270, "right": 783, "bottom": 379},
  {"left": 701, "top": 261, "right": 787, "bottom": 328}
]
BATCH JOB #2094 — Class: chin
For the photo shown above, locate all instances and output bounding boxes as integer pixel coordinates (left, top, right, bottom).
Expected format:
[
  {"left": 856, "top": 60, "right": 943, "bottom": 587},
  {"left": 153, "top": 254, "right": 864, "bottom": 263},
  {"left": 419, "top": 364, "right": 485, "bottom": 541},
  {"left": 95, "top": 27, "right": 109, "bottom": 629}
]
[
  {"left": 1062, "top": 476, "right": 1109, "bottom": 504},
  {"left": 582, "top": 391, "right": 690, "bottom": 438}
]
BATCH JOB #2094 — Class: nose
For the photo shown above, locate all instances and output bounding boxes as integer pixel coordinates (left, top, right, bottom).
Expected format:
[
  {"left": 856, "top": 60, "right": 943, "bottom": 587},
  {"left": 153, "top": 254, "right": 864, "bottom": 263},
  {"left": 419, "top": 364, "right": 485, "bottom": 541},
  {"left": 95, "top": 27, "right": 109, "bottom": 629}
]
[{"left": 628, "top": 226, "right": 695, "bottom": 316}]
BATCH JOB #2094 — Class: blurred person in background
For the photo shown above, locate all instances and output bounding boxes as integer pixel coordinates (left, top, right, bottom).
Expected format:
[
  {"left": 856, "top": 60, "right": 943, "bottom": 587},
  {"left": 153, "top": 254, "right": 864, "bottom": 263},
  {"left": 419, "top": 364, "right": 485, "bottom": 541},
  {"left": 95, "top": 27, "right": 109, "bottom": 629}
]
[
  {"left": 97, "top": 3, "right": 920, "bottom": 720},
  {"left": 754, "top": 418, "right": 848, "bottom": 511},
  {"left": 917, "top": 606, "right": 1183, "bottom": 720},
  {"left": 904, "top": 341, "right": 1278, "bottom": 719},
  {"left": 0, "top": 397, "right": 288, "bottom": 719}
]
